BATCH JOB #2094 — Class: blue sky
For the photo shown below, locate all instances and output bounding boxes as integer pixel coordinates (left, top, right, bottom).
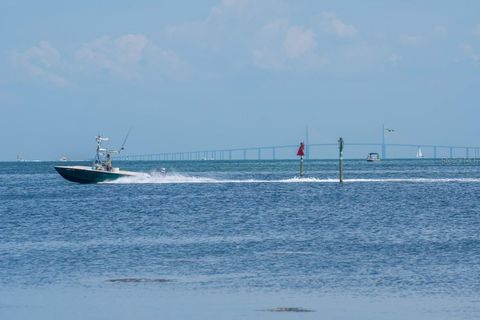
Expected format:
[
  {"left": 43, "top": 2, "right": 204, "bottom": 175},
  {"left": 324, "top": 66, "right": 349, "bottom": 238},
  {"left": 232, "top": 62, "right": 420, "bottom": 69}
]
[{"left": 0, "top": 0, "right": 479, "bottom": 160}]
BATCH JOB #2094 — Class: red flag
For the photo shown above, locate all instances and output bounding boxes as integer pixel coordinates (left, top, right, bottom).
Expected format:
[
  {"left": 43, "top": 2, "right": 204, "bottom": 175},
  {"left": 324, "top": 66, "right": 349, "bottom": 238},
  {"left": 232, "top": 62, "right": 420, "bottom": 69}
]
[{"left": 296, "top": 142, "right": 305, "bottom": 156}]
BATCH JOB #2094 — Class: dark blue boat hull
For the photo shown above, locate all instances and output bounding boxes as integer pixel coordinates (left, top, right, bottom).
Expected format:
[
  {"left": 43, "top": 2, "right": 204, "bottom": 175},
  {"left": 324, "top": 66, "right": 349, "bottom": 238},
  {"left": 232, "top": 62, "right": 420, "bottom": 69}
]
[{"left": 54, "top": 166, "right": 133, "bottom": 184}]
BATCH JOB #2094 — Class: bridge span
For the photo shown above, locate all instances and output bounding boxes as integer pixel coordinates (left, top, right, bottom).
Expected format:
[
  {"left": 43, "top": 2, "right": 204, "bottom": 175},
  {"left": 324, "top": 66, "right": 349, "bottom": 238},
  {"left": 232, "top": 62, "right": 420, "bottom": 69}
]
[{"left": 115, "top": 142, "right": 480, "bottom": 161}]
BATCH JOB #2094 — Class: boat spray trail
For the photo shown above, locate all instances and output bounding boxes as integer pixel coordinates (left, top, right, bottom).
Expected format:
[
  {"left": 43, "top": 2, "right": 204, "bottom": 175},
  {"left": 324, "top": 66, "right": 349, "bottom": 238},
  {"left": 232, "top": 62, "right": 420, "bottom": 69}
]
[{"left": 103, "top": 172, "right": 480, "bottom": 184}]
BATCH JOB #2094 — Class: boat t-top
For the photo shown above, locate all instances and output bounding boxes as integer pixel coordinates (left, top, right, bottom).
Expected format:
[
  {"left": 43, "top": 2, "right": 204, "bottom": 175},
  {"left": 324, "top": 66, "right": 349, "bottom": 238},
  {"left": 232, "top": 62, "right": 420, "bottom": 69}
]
[{"left": 55, "top": 134, "right": 140, "bottom": 183}]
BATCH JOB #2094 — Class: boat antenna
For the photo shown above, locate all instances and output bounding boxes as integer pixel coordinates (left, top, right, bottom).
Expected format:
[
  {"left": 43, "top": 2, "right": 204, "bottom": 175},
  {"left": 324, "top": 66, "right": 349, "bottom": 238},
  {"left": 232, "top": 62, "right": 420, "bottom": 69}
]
[{"left": 120, "top": 127, "right": 133, "bottom": 152}]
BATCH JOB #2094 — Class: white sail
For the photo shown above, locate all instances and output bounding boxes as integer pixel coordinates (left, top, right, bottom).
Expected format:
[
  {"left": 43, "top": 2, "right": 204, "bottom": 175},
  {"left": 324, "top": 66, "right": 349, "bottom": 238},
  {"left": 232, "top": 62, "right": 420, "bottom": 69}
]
[{"left": 416, "top": 148, "right": 423, "bottom": 158}]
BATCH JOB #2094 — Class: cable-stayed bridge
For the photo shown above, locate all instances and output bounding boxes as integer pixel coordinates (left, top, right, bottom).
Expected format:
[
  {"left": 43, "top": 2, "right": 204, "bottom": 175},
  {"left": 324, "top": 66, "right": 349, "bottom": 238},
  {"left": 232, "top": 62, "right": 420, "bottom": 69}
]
[{"left": 115, "top": 142, "right": 480, "bottom": 161}]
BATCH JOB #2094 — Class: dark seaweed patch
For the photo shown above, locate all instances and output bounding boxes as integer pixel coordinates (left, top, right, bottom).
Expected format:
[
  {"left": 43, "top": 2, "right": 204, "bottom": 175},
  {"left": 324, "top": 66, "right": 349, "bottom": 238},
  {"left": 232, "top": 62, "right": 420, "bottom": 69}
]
[
  {"left": 263, "top": 307, "right": 314, "bottom": 312},
  {"left": 107, "top": 278, "right": 172, "bottom": 283}
]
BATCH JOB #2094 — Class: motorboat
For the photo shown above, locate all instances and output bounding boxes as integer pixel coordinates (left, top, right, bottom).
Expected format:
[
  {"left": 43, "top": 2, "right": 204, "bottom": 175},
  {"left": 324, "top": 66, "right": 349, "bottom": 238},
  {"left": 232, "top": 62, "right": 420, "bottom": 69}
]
[
  {"left": 55, "top": 134, "right": 140, "bottom": 183},
  {"left": 367, "top": 152, "right": 380, "bottom": 162}
]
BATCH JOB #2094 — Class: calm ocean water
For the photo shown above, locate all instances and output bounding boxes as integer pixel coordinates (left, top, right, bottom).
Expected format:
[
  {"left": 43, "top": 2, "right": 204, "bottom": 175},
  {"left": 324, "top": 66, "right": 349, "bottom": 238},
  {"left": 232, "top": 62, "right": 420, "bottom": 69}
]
[{"left": 1, "top": 159, "right": 479, "bottom": 319}]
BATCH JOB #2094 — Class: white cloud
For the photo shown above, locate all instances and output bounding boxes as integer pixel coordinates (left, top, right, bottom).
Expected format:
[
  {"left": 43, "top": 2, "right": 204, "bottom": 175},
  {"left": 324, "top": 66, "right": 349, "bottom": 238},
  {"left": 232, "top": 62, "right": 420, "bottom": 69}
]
[
  {"left": 11, "top": 41, "right": 67, "bottom": 87},
  {"left": 75, "top": 34, "right": 186, "bottom": 79},
  {"left": 163, "top": 0, "right": 254, "bottom": 47},
  {"left": 252, "top": 20, "right": 327, "bottom": 70},
  {"left": 319, "top": 12, "right": 357, "bottom": 37},
  {"left": 162, "top": 1, "right": 331, "bottom": 71},
  {"left": 75, "top": 34, "right": 149, "bottom": 78},
  {"left": 283, "top": 26, "right": 316, "bottom": 58}
]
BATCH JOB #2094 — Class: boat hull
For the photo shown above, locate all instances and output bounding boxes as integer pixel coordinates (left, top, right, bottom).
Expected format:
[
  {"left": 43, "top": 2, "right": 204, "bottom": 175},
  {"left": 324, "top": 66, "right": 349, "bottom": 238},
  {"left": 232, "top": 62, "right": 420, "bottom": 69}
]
[{"left": 54, "top": 166, "right": 137, "bottom": 184}]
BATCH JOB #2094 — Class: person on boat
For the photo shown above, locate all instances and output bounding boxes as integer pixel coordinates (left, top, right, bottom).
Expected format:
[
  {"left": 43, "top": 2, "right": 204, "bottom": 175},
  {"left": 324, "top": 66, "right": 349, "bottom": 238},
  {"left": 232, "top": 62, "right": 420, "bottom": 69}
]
[{"left": 106, "top": 154, "right": 112, "bottom": 171}]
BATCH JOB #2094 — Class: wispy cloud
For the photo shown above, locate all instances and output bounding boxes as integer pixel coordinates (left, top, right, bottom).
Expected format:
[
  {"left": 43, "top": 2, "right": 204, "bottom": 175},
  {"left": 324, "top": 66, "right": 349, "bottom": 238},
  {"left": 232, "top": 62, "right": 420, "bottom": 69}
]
[
  {"left": 75, "top": 34, "right": 149, "bottom": 78},
  {"left": 162, "top": 0, "right": 258, "bottom": 52},
  {"left": 252, "top": 20, "right": 327, "bottom": 70},
  {"left": 390, "top": 53, "right": 403, "bottom": 65},
  {"left": 210, "top": 0, "right": 249, "bottom": 17},
  {"left": 75, "top": 34, "right": 185, "bottom": 79},
  {"left": 460, "top": 44, "right": 480, "bottom": 64},
  {"left": 10, "top": 41, "right": 67, "bottom": 87},
  {"left": 9, "top": 1, "right": 439, "bottom": 84},
  {"left": 319, "top": 12, "right": 357, "bottom": 37},
  {"left": 163, "top": 3, "right": 367, "bottom": 71},
  {"left": 283, "top": 26, "right": 316, "bottom": 58}
]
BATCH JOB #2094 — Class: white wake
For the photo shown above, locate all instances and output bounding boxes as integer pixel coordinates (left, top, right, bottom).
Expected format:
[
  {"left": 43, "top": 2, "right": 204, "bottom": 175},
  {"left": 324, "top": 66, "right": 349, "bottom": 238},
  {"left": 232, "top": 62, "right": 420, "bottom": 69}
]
[{"left": 104, "top": 172, "right": 480, "bottom": 184}]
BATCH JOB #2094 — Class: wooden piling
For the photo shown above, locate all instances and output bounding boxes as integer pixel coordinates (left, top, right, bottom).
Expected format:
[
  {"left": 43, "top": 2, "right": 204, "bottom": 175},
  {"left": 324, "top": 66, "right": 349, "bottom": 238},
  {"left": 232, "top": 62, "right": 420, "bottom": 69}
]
[{"left": 338, "top": 137, "right": 344, "bottom": 183}]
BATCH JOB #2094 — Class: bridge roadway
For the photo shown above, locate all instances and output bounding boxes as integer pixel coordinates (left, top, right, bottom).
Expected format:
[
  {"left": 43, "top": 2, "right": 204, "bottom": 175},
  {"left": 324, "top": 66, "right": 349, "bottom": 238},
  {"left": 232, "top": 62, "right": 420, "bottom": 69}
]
[{"left": 115, "top": 142, "right": 480, "bottom": 161}]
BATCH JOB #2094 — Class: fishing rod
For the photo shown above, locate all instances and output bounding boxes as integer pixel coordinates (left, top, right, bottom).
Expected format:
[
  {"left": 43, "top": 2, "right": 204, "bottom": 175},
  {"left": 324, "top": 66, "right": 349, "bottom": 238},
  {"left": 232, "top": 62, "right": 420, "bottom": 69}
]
[{"left": 119, "top": 127, "right": 133, "bottom": 153}]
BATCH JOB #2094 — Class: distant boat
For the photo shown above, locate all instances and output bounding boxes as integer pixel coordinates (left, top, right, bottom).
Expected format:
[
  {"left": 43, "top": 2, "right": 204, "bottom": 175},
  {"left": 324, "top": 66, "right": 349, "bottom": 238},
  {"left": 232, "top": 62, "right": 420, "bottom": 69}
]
[
  {"left": 416, "top": 148, "right": 424, "bottom": 159},
  {"left": 367, "top": 152, "right": 380, "bottom": 162},
  {"left": 55, "top": 134, "right": 141, "bottom": 184},
  {"left": 59, "top": 155, "right": 68, "bottom": 161}
]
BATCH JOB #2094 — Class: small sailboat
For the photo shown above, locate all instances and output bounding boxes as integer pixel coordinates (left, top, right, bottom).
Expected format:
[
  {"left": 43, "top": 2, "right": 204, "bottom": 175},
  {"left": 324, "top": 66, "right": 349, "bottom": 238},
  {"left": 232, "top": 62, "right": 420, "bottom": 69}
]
[
  {"left": 55, "top": 134, "right": 140, "bottom": 183},
  {"left": 416, "top": 147, "right": 424, "bottom": 159}
]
